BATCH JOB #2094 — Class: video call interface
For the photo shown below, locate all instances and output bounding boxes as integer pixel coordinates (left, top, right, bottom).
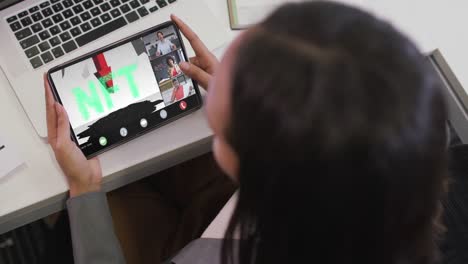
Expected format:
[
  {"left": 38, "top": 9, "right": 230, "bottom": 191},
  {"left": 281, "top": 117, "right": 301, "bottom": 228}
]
[{"left": 50, "top": 25, "right": 199, "bottom": 156}]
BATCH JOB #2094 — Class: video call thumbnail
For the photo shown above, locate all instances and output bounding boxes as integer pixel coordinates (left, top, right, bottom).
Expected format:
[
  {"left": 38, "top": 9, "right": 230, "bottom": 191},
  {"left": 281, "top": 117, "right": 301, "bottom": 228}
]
[
  {"left": 50, "top": 25, "right": 197, "bottom": 149},
  {"left": 142, "top": 27, "right": 196, "bottom": 106}
]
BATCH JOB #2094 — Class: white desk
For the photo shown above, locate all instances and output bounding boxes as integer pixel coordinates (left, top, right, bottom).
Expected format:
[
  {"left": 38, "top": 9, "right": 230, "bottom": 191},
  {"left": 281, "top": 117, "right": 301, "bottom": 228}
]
[
  {"left": 366, "top": 1, "right": 468, "bottom": 88},
  {"left": 0, "top": 0, "right": 237, "bottom": 234}
]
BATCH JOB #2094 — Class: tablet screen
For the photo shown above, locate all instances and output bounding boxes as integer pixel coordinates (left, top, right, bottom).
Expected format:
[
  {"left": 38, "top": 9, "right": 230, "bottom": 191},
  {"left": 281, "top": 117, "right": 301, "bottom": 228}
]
[{"left": 48, "top": 22, "right": 202, "bottom": 158}]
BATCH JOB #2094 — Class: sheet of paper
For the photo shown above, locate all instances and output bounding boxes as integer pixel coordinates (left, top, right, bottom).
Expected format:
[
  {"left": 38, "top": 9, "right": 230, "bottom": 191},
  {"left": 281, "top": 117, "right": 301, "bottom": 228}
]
[
  {"left": 0, "top": 134, "right": 23, "bottom": 179},
  {"left": 230, "top": 0, "right": 301, "bottom": 28},
  {"left": 230, "top": 0, "right": 368, "bottom": 29}
]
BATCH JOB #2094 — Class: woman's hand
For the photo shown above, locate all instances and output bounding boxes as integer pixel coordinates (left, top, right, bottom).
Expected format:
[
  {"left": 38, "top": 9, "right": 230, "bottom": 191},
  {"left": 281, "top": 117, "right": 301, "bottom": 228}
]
[
  {"left": 171, "top": 14, "right": 219, "bottom": 89},
  {"left": 44, "top": 75, "right": 102, "bottom": 198}
]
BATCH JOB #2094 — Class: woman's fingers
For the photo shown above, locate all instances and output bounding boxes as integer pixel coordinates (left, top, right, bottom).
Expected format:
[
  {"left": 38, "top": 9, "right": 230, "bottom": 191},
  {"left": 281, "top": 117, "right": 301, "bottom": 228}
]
[
  {"left": 171, "top": 15, "right": 218, "bottom": 89},
  {"left": 44, "top": 74, "right": 58, "bottom": 147},
  {"left": 180, "top": 62, "right": 211, "bottom": 89},
  {"left": 171, "top": 14, "right": 210, "bottom": 57},
  {"left": 189, "top": 56, "right": 200, "bottom": 67},
  {"left": 55, "top": 102, "right": 72, "bottom": 151}
]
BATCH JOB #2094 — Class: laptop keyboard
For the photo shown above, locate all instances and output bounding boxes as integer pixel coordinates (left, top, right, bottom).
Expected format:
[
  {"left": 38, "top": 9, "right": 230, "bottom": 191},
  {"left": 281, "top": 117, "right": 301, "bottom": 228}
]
[{"left": 6, "top": 0, "right": 177, "bottom": 69}]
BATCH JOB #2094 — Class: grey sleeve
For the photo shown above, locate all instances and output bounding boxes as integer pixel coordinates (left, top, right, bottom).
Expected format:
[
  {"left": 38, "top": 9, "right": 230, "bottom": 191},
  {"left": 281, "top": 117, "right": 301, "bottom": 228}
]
[{"left": 66, "top": 192, "right": 126, "bottom": 264}]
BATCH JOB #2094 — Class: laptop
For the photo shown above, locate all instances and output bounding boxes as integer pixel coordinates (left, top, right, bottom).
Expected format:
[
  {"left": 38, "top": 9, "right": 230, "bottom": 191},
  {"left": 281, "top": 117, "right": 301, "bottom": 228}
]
[
  {"left": 0, "top": 0, "right": 228, "bottom": 138},
  {"left": 428, "top": 49, "right": 468, "bottom": 144}
]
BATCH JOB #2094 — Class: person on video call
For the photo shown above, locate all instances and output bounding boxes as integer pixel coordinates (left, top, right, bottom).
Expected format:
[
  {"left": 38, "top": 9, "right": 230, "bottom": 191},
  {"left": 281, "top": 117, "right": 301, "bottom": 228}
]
[
  {"left": 166, "top": 56, "right": 182, "bottom": 77},
  {"left": 44, "top": 2, "right": 454, "bottom": 264},
  {"left": 170, "top": 78, "right": 185, "bottom": 103},
  {"left": 156, "top": 31, "right": 176, "bottom": 56}
]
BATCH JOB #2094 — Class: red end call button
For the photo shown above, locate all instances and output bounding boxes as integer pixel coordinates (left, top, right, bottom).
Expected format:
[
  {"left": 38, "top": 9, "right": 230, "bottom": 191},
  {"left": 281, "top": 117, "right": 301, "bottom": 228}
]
[{"left": 179, "top": 100, "right": 187, "bottom": 110}]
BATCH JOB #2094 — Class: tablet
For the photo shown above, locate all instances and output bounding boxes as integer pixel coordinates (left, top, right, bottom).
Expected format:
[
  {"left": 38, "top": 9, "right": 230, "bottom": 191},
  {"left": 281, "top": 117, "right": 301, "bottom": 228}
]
[{"left": 47, "top": 21, "right": 202, "bottom": 158}]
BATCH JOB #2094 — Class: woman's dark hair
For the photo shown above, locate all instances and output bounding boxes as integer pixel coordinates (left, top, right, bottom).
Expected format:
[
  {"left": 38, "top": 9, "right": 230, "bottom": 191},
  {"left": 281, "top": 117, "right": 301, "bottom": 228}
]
[
  {"left": 222, "top": 2, "right": 448, "bottom": 264},
  {"left": 166, "top": 56, "right": 175, "bottom": 66}
]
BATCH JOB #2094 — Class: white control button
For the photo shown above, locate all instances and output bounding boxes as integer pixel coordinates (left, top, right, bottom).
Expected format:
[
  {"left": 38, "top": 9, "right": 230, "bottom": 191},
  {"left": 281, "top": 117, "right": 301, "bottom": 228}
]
[
  {"left": 160, "top": 109, "right": 167, "bottom": 119},
  {"left": 140, "top": 118, "right": 148, "bottom": 128},
  {"left": 120, "top": 127, "right": 128, "bottom": 137}
]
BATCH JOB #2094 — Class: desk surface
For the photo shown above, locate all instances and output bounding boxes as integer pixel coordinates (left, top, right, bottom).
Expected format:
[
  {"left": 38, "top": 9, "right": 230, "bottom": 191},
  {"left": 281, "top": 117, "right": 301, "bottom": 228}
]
[
  {"left": 2, "top": 0, "right": 468, "bottom": 235},
  {"left": 366, "top": 1, "right": 468, "bottom": 93}
]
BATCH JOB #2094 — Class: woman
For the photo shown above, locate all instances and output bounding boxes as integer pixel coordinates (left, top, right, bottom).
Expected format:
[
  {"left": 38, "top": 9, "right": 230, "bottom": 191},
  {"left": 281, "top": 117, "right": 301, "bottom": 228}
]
[
  {"left": 45, "top": 2, "right": 448, "bottom": 264},
  {"left": 167, "top": 56, "right": 182, "bottom": 77},
  {"left": 170, "top": 78, "right": 184, "bottom": 102}
]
